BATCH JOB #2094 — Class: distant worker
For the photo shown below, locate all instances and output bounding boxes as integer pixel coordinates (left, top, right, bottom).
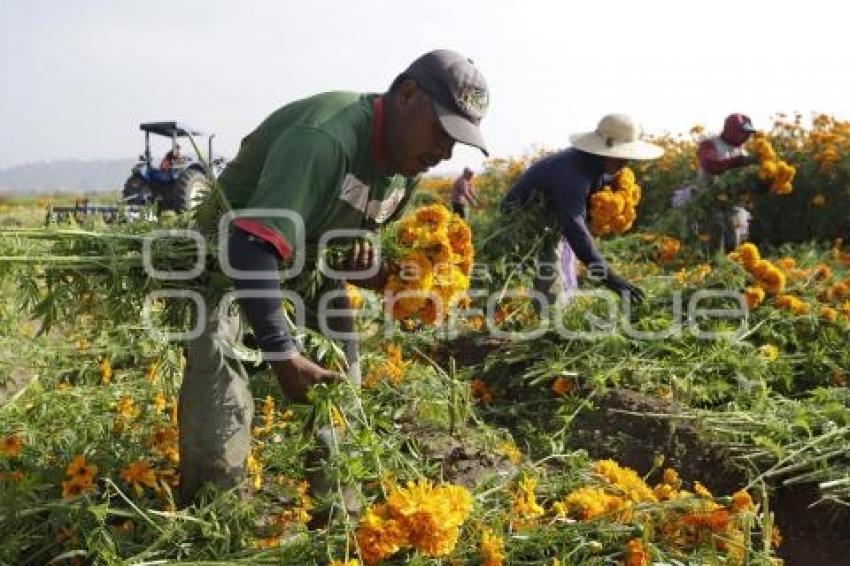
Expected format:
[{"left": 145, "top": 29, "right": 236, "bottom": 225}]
[
  {"left": 698, "top": 113, "right": 757, "bottom": 251},
  {"left": 502, "top": 113, "right": 663, "bottom": 307},
  {"left": 672, "top": 113, "right": 757, "bottom": 251},
  {"left": 450, "top": 166, "right": 478, "bottom": 218},
  {"left": 160, "top": 144, "right": 184, "bottom": 172}
]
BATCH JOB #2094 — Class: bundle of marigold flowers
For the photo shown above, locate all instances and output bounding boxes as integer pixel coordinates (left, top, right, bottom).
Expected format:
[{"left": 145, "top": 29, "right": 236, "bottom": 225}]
[
  {"left": 381, "top": 204, "right": 474, "bottom": 325},
  {"left": 729, "top": 243, "right": 786, "bottom": 295},
  {"left": 749, "top": 137, "right": 795, "bottom": 195},
  {"left": 589, "top": 167, "right": 641, "bottom": 236},
  {"left": 355, "top": 478, "right": 473, "bottom": 564}
]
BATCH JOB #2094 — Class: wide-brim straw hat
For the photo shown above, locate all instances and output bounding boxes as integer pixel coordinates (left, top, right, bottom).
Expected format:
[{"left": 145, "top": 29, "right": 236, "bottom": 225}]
[{"left": 569, "top": 113, "right": 663, "bottom": 160}]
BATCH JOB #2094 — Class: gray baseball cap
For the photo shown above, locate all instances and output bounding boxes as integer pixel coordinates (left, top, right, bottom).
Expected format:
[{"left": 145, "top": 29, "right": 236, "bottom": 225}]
[{"left": 404, "top": 49, "right": 490, "bottom": 156}]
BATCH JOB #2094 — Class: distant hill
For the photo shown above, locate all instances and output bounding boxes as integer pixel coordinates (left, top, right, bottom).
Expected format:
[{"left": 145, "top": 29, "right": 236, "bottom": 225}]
[{"left": 0, "top": 159, "right": 136, "bottom": 194}]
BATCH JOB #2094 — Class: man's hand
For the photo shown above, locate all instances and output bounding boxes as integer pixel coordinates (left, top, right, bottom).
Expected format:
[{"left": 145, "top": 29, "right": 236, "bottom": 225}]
[
  {"left": 271, "top": 355, "right": 343, "bottom": 403},
  {"left": 603, "top": 272, "right": 646, "bottom": 304},
  {"left": 345, "top": 238, "right": 388, "bottom": 290}
]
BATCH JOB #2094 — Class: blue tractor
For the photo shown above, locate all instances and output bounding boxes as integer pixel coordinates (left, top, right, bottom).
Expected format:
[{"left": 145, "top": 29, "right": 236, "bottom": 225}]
[{"left": 123, "top": 121, "right": 223, "bottom": 213}]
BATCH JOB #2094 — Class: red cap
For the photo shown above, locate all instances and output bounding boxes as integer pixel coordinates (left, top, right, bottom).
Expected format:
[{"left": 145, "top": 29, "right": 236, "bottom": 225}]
[{"left": 722, "top": 113, "right": 756, "bottom": 145}]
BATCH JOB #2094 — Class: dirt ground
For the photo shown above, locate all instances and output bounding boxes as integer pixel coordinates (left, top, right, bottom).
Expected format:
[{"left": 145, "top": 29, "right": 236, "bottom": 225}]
[{"left": 436, "top": 335, "right": 850, "bottom": 565}]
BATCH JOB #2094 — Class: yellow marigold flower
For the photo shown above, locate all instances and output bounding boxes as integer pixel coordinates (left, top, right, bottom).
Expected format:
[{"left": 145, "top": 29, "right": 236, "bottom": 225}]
[
  {"left": 153, "top": 392, "right": 167, "bottom": 413},
  {"left": 363, "top": 344, "right": 411, "bottom": 388},
  {"left": 758, "top": 160, "right": 778, "bottom": 181},
  {"left": 356, "top": 504, "right": 406, "bottom": 564},
  {"left": 247, "top": 452, "right": 263, "bottom": 491},
  {"left": 593, "top": 460, "right": 656, "bottom": 503},
  {"left": 356, "top": 479, "right": 471, "bottom": 562},
  {"left": 653, "top": 483, "right": 675, "bottom": 501},
  {"left": 743, "top": 286, "right": 765, "bottom": 309},
  {"left": 775, "top": 294, "right": 809, "bottom": 315},
  {"left": 415, "top": 203, "right": 452, "bottom": 226},
  {"left": 145, "top": 362, "right": 159, "bottom": 383},
  {"left": 101, "top": 358, "right": 113, "bottom": 384},
  {"left": 662, "top": 468, "right": 680, "bottom": 487},
  {"left": 499, "top": 441, "right": 523, "bottom": 464},
  {"left": 624, "top": 538, "right": 650, "bottom": 566},
  {"left": 0, "top": 434, "right": 23, "bottom": 458},
  {"left": 821, "top": 306, "right": 839, "bottom": 322},
  {"left": 512, "top": 475, "right": 544, "bottom": 524},
  {"left": 116, "top": 395, "right": 137, "bottom": 421},
  {"left": 347, "top": 284, "right": 364, "bottom": 310},
  {"left": 120, "top": 459, "right": 158, "bottom": 497},
  {"left": 750, "top": 137, "right": 777, "bottom": 162},
  {"left": 556, "top": 486, "right": 625, "bottom": 520},
  {"left": 735, "top": 243, "right": 761, "bottom": 268},
  {"left": 758, "top": 344, "right": 779, "bottom": 361},
  {"left": 694, "top": 481, "right": 713, "bottom": 499},
  {"left": 589, "top": 168, "right": 641, "bottom": 236},
  {"left": 757, "top": 264, "right": 787, "bottom": 295},
  {"left": 480, "top": 528, "right": 505, "bottom": 566},
  {"left": 776, "top": 257, "right": 796, "bottom": 271},
  {"left": 328, "top": 560, "right": 360, "bottom": 566}
]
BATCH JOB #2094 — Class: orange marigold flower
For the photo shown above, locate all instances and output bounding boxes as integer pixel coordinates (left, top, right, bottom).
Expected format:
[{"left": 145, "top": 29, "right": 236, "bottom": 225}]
[
  {"left": 743, "top": 286, "right": 765, "bottom": 309},
  {"left": 121, "top": 459, "right": 158, "bottom": 497},
  {"left": 471, "top": 378, "right": 494, "bottom": 405},
  {"left": 683, "top": 508, "right": 731, "bottom": 532},
  {"left": 551, "top": 376, "right": 576, "bottom": 396},
  {"left": 66, "top": 455, "right": 98, "bottom": 483},
  {"left": 730, "top": 489, "right": 755, "bottom": 513},
  {"left": 0, "top": 434, "right": 23, "bottom": 458},
  {"left": 624, "top": 538, "right": 650, "bottom": 566}
]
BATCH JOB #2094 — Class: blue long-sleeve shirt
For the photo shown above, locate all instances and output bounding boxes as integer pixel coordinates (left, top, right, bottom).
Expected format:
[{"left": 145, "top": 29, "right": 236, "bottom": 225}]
[{"left": 501, "top": 148, "right": 608, "bottom": 269}]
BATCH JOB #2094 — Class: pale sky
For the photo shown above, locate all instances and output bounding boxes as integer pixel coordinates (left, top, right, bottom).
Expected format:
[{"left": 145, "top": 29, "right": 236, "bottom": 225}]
[{"left": 1, "top": 0, "right": 847, "bottom": 173}]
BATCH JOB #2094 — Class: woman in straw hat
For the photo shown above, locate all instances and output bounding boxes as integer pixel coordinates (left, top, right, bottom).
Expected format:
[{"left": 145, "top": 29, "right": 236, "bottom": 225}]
[{"left": 502, "top": 113, "right": 663, "bottom": 308}]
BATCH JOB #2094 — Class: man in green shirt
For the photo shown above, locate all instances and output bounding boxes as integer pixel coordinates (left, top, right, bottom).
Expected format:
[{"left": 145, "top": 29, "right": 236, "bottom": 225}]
[{"left": 179, "top": 50, "right": 490, "bottom": 505}]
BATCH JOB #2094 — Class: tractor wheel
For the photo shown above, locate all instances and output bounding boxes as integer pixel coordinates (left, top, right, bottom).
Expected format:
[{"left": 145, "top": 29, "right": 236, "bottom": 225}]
[
  {"left": 122, "top": 174, "right": 150, "bottom": 205},
  {"left": 164, "top": 168, "right": 207, "bottom": 213}
]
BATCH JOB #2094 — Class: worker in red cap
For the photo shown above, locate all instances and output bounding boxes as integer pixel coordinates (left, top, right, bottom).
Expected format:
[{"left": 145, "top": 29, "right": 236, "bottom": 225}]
[
  {"left": 672, "top": 113, "right": 757, "bottom": 251},
  {"left": 697, "top": 113, "right": 757, "bottom": 178}
]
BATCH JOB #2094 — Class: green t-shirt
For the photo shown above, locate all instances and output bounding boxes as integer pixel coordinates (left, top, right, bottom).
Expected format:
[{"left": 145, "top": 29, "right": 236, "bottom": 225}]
[{"left": 219, "top": 91, "right": 417, "bottom": 259}]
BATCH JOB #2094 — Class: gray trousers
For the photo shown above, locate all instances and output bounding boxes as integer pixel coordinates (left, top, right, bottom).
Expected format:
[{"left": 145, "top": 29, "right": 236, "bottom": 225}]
[
  {"left": 709, "top": 209, "right": 745, "bottom": 253},
  {"left": 178, "top": 280, "right": 359, "bottom": 503},
  {"left": 532, "top": 238, "right": 578, "bottom": 311}
]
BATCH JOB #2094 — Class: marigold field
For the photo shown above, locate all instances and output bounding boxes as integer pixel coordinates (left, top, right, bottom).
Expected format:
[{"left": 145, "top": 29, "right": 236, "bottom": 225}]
[{"left": 1, "top": 113, "right": 849, "bottom": 565}]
